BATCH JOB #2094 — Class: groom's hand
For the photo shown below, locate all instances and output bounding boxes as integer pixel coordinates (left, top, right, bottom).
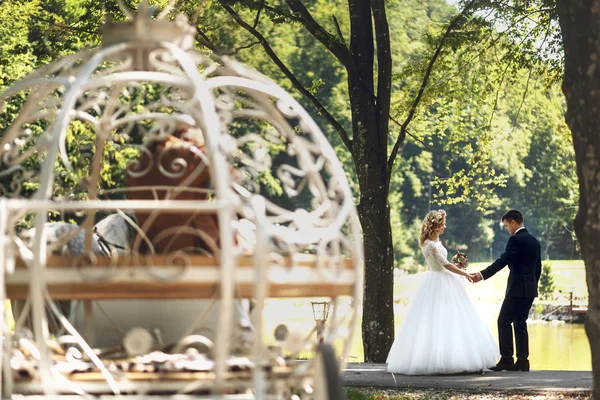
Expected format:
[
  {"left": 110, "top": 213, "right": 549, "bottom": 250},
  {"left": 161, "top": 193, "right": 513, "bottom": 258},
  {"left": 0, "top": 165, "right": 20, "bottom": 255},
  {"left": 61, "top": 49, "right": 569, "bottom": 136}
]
[{"left": 470, "top": 272, "right": 483, "bottom": 283}]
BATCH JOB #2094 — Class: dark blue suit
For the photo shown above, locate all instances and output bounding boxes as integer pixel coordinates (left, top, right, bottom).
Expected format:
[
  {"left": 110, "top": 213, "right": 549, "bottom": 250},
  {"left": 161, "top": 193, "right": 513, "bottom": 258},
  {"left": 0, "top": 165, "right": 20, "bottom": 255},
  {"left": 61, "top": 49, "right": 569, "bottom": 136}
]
[{"left": 480, "top": 228, "right": 542, "bottom": 361}]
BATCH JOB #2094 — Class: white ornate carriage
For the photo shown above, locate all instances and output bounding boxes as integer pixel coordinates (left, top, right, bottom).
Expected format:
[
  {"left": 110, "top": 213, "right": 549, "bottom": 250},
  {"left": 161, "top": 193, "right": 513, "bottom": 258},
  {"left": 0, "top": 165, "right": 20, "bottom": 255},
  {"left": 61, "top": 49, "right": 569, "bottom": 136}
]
[{"left": 0, "top": 1, "right": 363, "bottom": 399}]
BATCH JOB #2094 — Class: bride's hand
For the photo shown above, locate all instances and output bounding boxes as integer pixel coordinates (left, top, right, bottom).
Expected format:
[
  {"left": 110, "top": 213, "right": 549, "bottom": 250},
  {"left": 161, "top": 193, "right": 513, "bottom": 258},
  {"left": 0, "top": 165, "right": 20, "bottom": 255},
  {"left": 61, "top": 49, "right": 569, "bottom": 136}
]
[{"left": 465, "top": 274, "right": 473, "bottom": 283}]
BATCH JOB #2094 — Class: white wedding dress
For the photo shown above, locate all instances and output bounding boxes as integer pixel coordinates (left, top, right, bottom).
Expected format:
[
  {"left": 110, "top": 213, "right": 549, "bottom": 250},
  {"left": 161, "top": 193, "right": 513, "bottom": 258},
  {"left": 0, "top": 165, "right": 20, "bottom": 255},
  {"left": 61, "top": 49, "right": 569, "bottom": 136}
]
[{"left": 386, "top": 239, "right": 499, "bottom": 375}]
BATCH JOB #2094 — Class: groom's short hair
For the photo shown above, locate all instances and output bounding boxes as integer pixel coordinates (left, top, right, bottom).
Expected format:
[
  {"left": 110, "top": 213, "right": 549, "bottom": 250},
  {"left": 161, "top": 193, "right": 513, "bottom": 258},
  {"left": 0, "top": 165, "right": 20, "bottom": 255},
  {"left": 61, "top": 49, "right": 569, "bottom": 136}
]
[{"left": 502, "top": 209, "right": 523, "bottom": 224}]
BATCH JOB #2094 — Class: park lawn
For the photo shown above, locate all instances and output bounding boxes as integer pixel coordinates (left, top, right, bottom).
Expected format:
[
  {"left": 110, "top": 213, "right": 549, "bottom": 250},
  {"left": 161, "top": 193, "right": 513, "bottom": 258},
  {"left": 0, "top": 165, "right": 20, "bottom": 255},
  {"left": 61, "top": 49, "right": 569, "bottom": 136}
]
[
  {"left": 545, "top": 260, "right": 588, "bottom": 300},
  {"left": 393, "top": 260, "right": 586, "bottom": 305},
  {"left": 345, "top": 388, "right": 592, "bottom": 400}
]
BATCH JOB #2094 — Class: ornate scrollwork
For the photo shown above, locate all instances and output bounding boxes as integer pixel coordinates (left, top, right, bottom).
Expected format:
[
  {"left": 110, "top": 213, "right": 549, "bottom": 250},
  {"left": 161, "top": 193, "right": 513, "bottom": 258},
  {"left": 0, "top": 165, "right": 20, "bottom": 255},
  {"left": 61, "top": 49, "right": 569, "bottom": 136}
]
[{"left": 0, "top": 3, "right": 362, "bottom": 397}]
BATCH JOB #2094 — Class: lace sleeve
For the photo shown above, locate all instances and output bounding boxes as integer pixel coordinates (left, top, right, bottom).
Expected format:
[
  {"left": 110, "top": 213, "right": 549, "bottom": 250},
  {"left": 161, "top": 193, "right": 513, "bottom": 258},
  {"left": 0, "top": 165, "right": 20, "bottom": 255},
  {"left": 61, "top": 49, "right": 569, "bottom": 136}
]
[{"left": 423, "top": 242, "right": 449, "bottom": 268}]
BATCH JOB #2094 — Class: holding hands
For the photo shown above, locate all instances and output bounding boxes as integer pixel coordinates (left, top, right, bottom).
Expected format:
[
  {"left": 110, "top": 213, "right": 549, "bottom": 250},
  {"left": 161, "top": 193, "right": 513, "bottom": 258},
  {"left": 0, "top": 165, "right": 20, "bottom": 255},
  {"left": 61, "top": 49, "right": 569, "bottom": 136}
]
[{"left": 470, "top": 272, "right": 483, "bottom": 283}]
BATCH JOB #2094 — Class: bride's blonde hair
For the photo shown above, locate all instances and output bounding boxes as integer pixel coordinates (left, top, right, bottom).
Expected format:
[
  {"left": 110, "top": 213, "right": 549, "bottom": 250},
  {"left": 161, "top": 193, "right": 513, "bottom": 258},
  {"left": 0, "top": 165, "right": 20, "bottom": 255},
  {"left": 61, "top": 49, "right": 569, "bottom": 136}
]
[{"left": 419, "top": 209, "right": 446, "bottom": 247}]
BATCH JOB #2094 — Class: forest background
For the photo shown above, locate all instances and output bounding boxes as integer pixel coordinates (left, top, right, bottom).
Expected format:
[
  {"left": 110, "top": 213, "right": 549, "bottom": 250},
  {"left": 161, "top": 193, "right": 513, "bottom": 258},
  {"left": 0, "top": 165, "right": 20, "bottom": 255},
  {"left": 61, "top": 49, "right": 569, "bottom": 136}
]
[{"left": 0, "top": 0, "right": 578, "bottom": 266}]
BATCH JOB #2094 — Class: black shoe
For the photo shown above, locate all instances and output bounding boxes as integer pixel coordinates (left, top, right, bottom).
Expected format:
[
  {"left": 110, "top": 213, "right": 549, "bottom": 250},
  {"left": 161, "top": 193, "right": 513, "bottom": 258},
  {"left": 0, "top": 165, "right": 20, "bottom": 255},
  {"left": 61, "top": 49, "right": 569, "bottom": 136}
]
[
  {"left": 489, "top": 361, "right": 514, "bottom": 371},
  {"left": 514, "top": 359, "right": 530, "bottom": 371}
]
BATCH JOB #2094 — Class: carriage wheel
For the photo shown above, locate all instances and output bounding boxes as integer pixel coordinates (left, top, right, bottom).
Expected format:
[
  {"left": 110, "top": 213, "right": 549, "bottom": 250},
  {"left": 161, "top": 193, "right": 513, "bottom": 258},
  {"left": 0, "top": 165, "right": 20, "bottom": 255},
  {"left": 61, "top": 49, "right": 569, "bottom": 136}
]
[{"left": 313, "top": 343, "right": 345, "bottom": 400}]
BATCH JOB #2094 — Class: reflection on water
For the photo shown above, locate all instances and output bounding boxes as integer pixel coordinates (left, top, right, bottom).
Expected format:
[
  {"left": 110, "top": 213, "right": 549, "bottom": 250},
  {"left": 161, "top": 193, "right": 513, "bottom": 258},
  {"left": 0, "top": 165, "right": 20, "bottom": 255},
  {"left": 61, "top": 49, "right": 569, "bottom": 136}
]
[{"left": 528, "top": 323, "right": 591, "bottom": 371}]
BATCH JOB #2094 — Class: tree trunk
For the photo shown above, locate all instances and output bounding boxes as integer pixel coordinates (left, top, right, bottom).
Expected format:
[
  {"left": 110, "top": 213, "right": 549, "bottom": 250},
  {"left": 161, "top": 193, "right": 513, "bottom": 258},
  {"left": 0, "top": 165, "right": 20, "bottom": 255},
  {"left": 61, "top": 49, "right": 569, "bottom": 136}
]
[
  {"left": 556, "top": 1, "right": 600, "bottom": 395},
  {"left": 347, "top": 0, "right": 394, "bottom": 363},
  {"left": 355, "top": 116, "right": 395, "bottom": 363}
]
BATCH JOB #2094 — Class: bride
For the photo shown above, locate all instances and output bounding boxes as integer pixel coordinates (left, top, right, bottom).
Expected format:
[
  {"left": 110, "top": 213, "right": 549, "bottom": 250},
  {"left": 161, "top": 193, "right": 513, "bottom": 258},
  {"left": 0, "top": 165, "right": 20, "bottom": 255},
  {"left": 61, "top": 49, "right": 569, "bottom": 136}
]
[{"left": 386, "top": 209, "right": 499, "bottom": 375}]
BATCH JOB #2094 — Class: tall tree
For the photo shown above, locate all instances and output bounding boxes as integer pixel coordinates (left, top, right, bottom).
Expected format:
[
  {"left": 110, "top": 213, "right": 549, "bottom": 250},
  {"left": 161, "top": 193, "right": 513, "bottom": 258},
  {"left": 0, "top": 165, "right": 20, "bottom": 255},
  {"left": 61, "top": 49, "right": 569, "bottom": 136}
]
[
  {"left": 556, "top": 1, "right": 600, "bottom": 395},
  {"left": 209, "top": 0, "right": 394, "bottom": 361},
  {"left": 212, "top": 0, "right": 483, "bottom": 362}
]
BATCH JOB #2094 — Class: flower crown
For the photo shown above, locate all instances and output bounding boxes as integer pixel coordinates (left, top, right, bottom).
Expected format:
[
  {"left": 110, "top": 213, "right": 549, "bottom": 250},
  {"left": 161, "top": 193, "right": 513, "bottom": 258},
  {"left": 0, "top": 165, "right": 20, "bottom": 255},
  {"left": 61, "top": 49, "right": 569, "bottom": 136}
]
[{"left": 430, "top": 210, "right": 446, "bottom": 223}]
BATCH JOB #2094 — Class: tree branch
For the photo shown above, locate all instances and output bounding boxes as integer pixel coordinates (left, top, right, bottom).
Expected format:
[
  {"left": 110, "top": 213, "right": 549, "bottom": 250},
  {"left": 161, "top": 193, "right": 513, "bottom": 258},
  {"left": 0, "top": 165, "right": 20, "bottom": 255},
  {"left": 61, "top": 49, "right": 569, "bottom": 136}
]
[
  {"left": 252, "top": 0, "right": 265, "bottom": 29},
  {"left": 389, "top": 116, "right": 430, "bottom": 150},
  {"left": 387, "top": 0, "right": 478, "bottom": 175},
  {"left": 426, "top": 8, "right": 552, "bottom": 94},
  {"left": 513, "top": 26, "right": 551, "bottom": 125},
  {"left": 284, "top": 0, "right": 353, "bottom": 68},
  {"left": 486, "top": 22, "right": 540, "bottom": 129},
  {"left": 371, "top": 0, "right": 392, "bottom": 165},
  {"left": 219, "top": 1, "right": 353, "bottom": 153},
  {"left": 233, "top": 40, "right": 261, "bottom": 54},
  {"left": 29, "top": 14, "right": 98, "bottom": 35},
  {"left": 427, "top": 28, "right": 503, "bottom": 92},
  {"left": 332, "top": 15, "right": 346, "bottom": 45},
  {"left": 196, "top": 29, "right": 219, "bottom": 52},
  {"left": 237, "top": 0, "right": 304, "bottom": 23}
]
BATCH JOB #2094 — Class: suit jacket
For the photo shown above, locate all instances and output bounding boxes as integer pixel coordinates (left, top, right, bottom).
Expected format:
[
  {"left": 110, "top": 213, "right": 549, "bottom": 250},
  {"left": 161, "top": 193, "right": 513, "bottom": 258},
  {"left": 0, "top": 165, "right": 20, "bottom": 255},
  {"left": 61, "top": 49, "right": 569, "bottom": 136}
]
[{"left": 480, "top": 228, "right": 542, "bottom": 298}]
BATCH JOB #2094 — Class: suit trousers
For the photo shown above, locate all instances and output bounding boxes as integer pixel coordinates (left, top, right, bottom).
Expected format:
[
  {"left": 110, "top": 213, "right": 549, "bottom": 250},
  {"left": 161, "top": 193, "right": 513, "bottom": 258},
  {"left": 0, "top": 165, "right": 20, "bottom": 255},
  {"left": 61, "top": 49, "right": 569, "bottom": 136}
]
[{"left": 498, "top": 296, "right": 535, "bottom": 360}]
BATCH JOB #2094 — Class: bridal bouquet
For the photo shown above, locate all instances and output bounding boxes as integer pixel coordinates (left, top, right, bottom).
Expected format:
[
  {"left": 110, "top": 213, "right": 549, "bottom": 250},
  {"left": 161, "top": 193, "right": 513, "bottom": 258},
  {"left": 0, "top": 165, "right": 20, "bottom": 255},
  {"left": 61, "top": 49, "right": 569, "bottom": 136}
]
[{"left": 452, "top": 251, "right": 468, "bottom": 269}]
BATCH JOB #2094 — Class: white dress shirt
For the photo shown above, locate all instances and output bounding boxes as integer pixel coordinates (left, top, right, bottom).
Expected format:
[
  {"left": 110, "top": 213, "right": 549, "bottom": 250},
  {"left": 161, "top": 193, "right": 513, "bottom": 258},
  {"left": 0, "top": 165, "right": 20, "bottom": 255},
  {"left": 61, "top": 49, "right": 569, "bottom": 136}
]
[{"left": 513, "top": 226, "right": 526, "bottom": 235}]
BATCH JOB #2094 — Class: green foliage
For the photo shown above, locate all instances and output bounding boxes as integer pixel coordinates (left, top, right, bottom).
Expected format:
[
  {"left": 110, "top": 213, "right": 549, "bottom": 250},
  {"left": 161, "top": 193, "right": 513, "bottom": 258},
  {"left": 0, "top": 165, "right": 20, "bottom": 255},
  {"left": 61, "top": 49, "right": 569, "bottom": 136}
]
[
  {"left": 0, "top": 1, "right": 39, "bottom": 89},
  {"left": 539, "top": 260, "right": 556, "bottom": 300},
  {"left": 380, "top": 0, "right": 577, "bottom": 264},
  {"left": 459, "top": 0, "right": 563, "bottom": 85},
  {"left": 486, "top": 80, "right": 578, "bottom": 260},
  {"left": 0, "top": 0, "right": 579, "bottom": 263}
]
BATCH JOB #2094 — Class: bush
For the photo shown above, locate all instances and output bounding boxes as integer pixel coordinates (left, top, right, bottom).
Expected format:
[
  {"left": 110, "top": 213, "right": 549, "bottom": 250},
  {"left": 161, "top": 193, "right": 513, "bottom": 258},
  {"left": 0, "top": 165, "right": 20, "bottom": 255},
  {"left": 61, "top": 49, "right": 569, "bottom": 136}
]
[{"left": 539, "top": 260, "right": 556, "bottom": 300}]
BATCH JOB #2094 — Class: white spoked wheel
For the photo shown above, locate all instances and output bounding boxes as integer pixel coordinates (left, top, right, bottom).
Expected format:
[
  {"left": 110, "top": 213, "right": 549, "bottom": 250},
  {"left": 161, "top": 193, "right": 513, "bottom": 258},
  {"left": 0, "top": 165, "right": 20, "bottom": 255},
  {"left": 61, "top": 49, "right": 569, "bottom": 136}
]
[{"left": 312, "top": 343, "right": 344, "bottom": 400}]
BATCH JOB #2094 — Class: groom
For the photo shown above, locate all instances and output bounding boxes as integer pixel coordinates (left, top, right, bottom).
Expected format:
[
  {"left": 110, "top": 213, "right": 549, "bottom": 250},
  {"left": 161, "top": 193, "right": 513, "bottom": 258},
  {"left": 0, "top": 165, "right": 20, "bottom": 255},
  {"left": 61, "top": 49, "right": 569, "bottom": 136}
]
[{"left": 471, "top": 210, "right": 542, "bottom": 372}]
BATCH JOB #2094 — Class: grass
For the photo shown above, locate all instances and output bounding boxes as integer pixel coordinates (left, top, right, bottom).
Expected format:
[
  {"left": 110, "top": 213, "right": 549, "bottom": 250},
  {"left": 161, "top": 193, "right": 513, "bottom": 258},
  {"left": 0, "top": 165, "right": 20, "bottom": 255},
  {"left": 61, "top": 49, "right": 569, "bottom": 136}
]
[
  {"left": 345, "top": 388, "right": 593, "bottom": 400},
  {"left": 467, "top": 260, "right": 588, "bottom": 301},
  {"left": 393, "top": 260, "right": 587, "bottom": 305}
]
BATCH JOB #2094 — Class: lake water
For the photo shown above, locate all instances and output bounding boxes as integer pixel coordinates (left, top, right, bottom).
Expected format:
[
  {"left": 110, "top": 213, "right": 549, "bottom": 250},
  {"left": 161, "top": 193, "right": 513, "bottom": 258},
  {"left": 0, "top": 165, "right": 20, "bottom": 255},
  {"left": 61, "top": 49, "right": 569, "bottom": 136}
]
[{"left": 527, "top": 322, "right": 591, "bottom": 370}]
